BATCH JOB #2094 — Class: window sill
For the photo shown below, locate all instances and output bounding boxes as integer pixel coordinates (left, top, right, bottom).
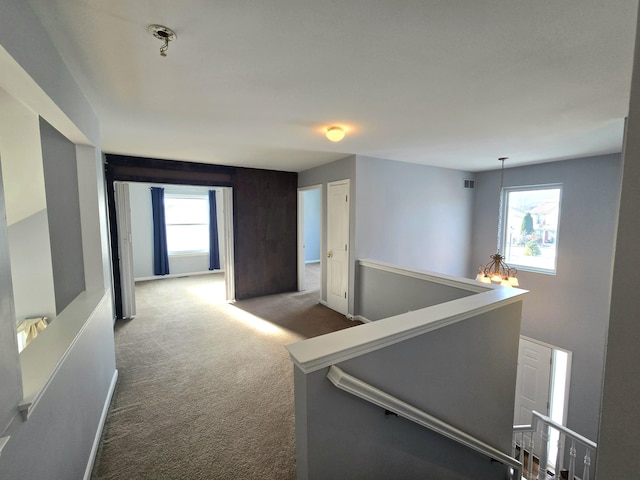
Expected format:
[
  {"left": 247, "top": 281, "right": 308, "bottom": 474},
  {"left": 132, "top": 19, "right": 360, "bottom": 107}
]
[{"left": 18, "top": 289, "right": 110, "bottom": 421}]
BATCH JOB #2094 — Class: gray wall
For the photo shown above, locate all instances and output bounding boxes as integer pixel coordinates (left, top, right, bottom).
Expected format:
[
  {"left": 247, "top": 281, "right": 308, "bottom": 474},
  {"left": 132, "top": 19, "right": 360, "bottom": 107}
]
[
  {"left": 299, "top": 155, "right": 476, "bottom": 314},
  {"left": 299, "top": 156, "right": 357, "bottom": 310},
  {"left": 296, "top": 302, "right": 522, "bottom": 479},
  {"left": 355, "top": 263, "right": 474, "bottom": 321},
  {"left": 470, "top": 154, "right": 621, "bottom": 443},
  {"left": 7, "top": 209, "right": 56, "bottom": 321},
  {"left": 40, "top": 117, "right": 85, "bottom": 314},
  {"left": 0, "top": 1, "right": 116, "bottom": 478},
  {"left": 303, "top": 188, "right": 321, "bottom": 263},
  {"left": 128, "top": 182, "right": 225, "bottom": 279},
  {"left": 355, "top": 156, "right": 475, "bottom": 277},
  {"left": 597, "top": 9, "right": 640, "bottom": 476}
]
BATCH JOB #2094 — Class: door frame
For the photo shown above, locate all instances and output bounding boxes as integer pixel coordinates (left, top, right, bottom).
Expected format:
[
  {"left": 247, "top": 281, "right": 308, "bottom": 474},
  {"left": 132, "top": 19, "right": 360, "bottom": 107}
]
[
  {"left": 519, "top": 335, "right": 572, "bottom": 428},
  {"left": 297, "top": 184, "right": 323, "bottom": 292},
  {"left": 517, "top": 335, "right": 573, "bottom": 468},
  {"left": 326, "top": 179, "right": 350, "bottom": 315},
  {"left": 222, "top": 187, "right": 235, "bottom": 302}
]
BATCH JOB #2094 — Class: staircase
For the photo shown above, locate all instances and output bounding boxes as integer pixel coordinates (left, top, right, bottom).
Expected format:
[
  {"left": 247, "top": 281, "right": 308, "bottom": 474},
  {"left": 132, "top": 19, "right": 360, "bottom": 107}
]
[{"left": 514, "top": 411, "right": 596, "bottom": 480}]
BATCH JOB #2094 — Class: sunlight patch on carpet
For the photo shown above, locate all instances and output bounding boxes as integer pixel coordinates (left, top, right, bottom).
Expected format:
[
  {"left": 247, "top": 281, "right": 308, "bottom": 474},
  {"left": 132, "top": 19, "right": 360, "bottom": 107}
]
[{"left": 226, "top": 304, "right": 290, "bottom": 337}]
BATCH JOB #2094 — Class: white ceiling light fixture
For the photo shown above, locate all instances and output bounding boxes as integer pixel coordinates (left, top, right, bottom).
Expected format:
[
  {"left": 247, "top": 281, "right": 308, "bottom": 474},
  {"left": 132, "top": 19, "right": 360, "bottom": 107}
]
[
  {"left": 148, "top": 24, "right": 177, "bottom": 57},
  {"left": 325, "top": 126, "right": 345, "bottom": 142}
]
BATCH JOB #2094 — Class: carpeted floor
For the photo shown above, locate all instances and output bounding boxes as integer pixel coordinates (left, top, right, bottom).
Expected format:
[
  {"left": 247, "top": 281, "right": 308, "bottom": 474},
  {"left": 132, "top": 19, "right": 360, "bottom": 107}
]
[{"left": 91, "top": 264, "right": 359, "bottom": 479}]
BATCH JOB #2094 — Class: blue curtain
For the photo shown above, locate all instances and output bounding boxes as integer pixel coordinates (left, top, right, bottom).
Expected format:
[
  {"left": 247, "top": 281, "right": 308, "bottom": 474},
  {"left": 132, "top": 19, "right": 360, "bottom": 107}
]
[
  {"left": 208, "top": 190, "right": 221, "bottom": 270},
  {"left": 151, "top": 187, "right": 170, "bottom": 275}
]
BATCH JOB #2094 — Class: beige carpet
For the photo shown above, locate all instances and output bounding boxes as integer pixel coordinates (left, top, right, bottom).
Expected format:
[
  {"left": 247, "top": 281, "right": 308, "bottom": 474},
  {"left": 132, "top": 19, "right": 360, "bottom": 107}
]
[{"left": 91, "top": 264, "right": 359, "bottom": 479}]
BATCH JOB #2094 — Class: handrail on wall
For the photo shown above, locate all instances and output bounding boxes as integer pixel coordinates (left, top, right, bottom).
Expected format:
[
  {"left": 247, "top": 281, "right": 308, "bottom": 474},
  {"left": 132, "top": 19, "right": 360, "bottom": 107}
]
[{"left": 327, "top": 365, "right": 522, "bottom": 479}]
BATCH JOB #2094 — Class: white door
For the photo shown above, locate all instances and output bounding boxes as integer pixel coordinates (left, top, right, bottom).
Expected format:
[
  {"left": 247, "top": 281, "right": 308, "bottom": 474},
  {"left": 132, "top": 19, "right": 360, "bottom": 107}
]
[
  {"left": 514, "top": 337, "right": 552, "bottom": 456},
  {"left": 326, "top": 180, "right": 349, "bottom": 315},
  {"left": 222, "top": 187, "right": 235, "bottom": 302},
  {"left": 114, "top": 182, "right": 136, "bottom": 319}
]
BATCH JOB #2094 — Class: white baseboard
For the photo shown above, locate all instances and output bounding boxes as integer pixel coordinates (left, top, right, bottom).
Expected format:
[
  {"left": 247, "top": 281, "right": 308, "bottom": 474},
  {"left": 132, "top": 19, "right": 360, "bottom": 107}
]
[
  {"left": 319, "top": 299, "right": 328, "bottom": 307},
  {"left": 83, "top": 369, "right": 118, "bottom": 480},
  {"left": 135, "top": 270, "right": 224, "bottom": 282},
  {"left": 354, "top": 315, "right": 372, "bottom": 323}
]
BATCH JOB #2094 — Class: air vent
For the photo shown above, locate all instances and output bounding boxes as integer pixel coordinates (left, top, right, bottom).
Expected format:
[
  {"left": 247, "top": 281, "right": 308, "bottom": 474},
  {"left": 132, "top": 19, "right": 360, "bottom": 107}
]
[{"left": 464, "top": 179, "right": 475, "bottom": 189}]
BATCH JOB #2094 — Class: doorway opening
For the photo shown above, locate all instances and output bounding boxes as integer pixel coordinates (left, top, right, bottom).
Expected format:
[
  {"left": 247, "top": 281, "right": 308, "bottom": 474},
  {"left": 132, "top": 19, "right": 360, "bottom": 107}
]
[
  {"left": 514, "top": 336, "right": 572, "bottom": 471},
  {"left": 297, "top": 185, "right": 322, "bottom": 301},
  {"left": 114, "top": 181, "right": 235, "bottom": 318}
]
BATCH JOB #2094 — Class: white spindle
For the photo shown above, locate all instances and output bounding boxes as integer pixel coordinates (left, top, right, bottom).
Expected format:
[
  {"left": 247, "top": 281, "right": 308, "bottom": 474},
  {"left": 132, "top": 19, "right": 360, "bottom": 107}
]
[
  {"left": 537, "top": 425, "right": 549, "bottom": 480},
  {"left": 568, "top": 440, "right": 576, "bottom": 480},
  {"left": 583, "top": 448, "right": 591, "bottom": 480},
  {"left": 554, "top": 434, "right": 564, "bottom": 477},
  {"left": 514, "top": 412, "right": 597, "bottom": 480}
]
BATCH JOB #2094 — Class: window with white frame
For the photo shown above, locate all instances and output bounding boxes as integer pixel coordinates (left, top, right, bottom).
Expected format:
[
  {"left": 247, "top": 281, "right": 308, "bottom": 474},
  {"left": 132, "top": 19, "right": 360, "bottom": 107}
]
[
  {"left": 164, "top": 195, "right": 209, "bottom": 254},
  {"left": 502, "top": 185, "right": 562, "bottom": 274}
]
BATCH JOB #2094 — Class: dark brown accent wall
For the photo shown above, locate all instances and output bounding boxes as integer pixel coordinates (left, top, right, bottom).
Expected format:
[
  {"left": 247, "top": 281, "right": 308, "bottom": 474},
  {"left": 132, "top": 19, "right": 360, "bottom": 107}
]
[
  {"left": 233, "top": 168, "right": 298, "bottom": 299},
  {"left": 104, "top": 155, "right": 297, "bottom": 316}
]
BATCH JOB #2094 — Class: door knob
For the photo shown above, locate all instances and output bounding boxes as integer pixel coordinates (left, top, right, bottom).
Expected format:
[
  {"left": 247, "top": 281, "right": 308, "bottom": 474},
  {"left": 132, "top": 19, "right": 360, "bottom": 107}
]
[{"left": 327, "top": 251, "right": 333, "bottom": 258}]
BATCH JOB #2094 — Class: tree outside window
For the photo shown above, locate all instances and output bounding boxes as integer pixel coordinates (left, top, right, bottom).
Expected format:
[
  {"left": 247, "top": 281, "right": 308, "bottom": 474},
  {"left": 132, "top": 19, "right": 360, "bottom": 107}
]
[{"left": 503, "top": 186, "right": 561, "bottom": 274}]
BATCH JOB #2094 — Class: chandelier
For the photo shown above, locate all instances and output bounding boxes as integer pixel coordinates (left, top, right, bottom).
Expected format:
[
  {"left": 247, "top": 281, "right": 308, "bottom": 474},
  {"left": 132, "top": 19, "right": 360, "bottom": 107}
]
[{"left": 476, "top": 157, "right": 519, "bottom": 287}]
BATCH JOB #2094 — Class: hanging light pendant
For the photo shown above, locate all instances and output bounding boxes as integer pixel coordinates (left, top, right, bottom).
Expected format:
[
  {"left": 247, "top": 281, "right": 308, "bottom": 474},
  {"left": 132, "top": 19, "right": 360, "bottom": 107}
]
[{"left": 476, "top": 157, "right": 519, "bottom": 287}]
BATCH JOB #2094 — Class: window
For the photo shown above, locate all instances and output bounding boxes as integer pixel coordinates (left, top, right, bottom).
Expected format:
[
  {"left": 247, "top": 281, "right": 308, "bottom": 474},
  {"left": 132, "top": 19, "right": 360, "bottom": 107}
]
[
  {"left": 164, "top": 195, "right": 209, "bottom": 254},
  {"left": 502, "top": 185, "right": 561, "bottom": 274}
]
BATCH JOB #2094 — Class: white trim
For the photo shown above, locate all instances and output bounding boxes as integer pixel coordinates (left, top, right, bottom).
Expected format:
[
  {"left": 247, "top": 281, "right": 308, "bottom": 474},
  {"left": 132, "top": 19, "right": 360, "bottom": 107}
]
[
  {"left": 0, "top": 436, "right": 9, "bottom": 457},
  {"left": 114, "top": 182, "right": 136, "bottom": 319},
  {"left": 319, "top": 299, "right": 328, "bottom": 307},
  {"left": 287, "top": 286, "right": 527, "bottom": 374},
  {"left": 326, "top": 179, "right": 350, "bottom": 314},
  {"left": 359, "top": 259, "right": 492, "bottom": 293},
  {"left": 297, "top": 190, "right": 305, "bottom": 291},
  {"left": 519, "top": 335, "right": 573, "bottom": 450},
  {"left": 327, "top": 366, "right": 522, "bottom": 475},
  {"left": 354, "top": 315, "right": 372, "bottom": 324},
  {"left": 298, "top": 185, "right": 323, "bottom": 292},
  {"left": 83, "top": 369, "right": 118, "bottom": 480},
  {"left": 134, "top": 270, "right": 224, "bottom": 282},
  {"left": 222, "top": 187, "right": 235, "bottom": 302},
  {"left": 18, "top": 290, "right": 111, "bottom": 420},
  {"left": 501, "top": 184, "right": 563, "bottom": 275}
]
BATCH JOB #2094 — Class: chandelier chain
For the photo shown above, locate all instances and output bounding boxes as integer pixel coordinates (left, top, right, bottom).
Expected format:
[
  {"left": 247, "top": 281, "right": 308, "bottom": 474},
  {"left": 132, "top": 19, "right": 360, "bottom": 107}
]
[{"left": 496, "top": 157, "right": 506, "bottom": 253}]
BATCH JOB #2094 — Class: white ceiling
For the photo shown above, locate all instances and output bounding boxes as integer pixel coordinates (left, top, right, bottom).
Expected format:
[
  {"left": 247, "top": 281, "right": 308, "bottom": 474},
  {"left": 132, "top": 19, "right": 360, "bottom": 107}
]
[{"left": 26, "top": 0, "right": 638, "bottom": 172}]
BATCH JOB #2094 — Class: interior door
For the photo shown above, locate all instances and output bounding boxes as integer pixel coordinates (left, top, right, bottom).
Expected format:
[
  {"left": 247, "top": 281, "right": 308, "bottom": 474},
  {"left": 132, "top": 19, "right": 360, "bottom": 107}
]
[
  {"left": 114, "top": 182, "right": 136, "bottom": 319},
  {"left": 326, "top": 180, "right": 349, "bottom": 315},
  {"left": 514, "top": 337, "right": 552, "bottom": 456}
]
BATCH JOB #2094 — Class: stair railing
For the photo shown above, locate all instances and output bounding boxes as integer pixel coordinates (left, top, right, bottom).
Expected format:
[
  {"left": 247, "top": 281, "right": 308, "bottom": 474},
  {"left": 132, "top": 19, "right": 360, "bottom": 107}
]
[
  {"left": 328, "top": 365, "right": 523, "bottom": 479},
  {"left": 513, "top": 411, "right": 597, "bottom": 480}
]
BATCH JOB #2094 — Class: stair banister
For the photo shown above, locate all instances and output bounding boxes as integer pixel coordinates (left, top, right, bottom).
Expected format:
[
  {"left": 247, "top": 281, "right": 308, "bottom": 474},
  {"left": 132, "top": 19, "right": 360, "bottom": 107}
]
[
  {"left": 514, "top": 411, "right": 597, "bottom": 480},
  {"left": 327, "top": 365, "right": 522, "bottom": 479}
]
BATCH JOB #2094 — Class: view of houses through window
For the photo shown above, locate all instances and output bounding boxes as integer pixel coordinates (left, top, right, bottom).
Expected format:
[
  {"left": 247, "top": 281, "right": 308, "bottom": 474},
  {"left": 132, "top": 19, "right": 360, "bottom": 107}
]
[
  {"left": 164, "top": 195, "right": 209, "bottom": 254},
  {"left": 502, "top": 185, "right": 561, "bottom": 274}
]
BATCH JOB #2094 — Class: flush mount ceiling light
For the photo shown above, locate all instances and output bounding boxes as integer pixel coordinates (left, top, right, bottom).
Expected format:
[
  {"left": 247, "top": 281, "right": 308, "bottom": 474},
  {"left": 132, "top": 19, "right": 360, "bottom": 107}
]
[
  {"left": 325, "top": 126, "right": 345, "bottom": 142},
  {"left": 148, "top": 24, "right": 177, "bottom": 57},
  {"left": 476, "top": 157, "right": 519, "bottom": 287}
]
